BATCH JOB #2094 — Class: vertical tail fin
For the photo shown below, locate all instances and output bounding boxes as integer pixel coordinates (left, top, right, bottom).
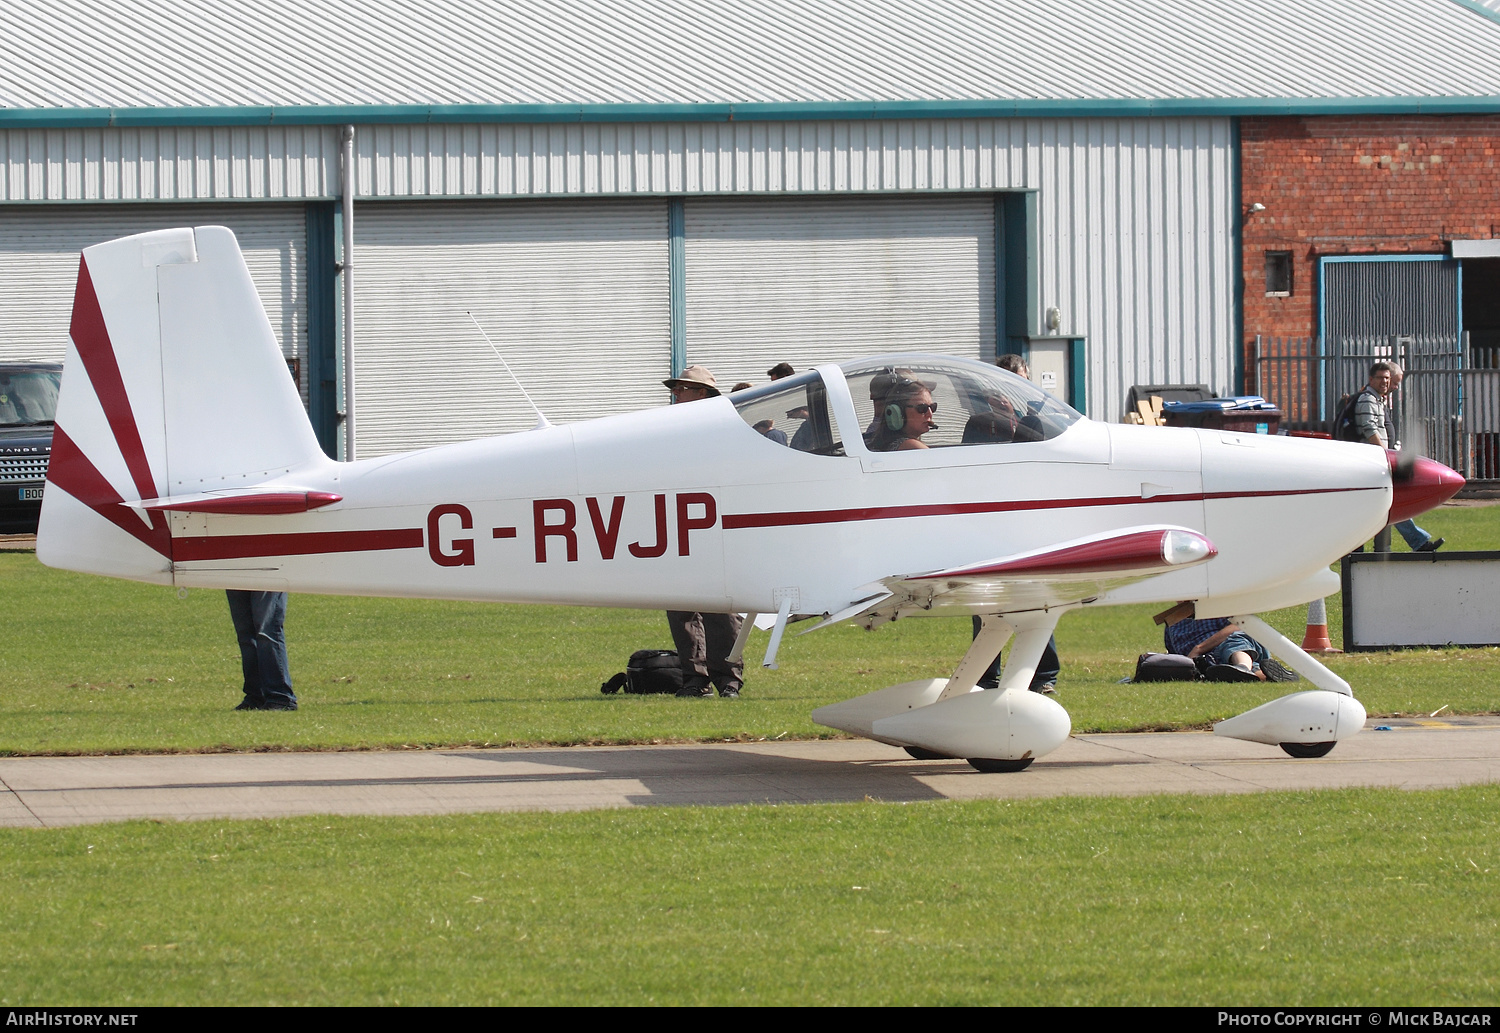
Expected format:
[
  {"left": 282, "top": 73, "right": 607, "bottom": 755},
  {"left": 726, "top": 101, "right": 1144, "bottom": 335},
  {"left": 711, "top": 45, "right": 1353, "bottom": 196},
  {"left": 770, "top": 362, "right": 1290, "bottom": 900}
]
[{"left": 38, "top": 226, "right": 329, "bottom": 581}]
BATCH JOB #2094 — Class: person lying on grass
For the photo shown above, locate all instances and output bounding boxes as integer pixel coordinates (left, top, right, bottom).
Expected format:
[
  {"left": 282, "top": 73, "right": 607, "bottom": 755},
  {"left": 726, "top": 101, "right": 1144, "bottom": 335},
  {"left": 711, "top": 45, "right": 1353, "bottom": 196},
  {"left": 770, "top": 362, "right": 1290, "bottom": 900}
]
[{"left": 1161, "top": 614, "right": 1292, "bottom": 683}]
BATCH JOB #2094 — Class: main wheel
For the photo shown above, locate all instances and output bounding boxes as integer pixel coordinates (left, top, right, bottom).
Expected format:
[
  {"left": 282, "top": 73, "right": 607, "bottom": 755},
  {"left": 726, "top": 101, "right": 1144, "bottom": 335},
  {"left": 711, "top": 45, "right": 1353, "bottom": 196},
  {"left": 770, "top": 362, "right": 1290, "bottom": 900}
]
[
  {"left": 1280, "top": 741, "right": 1336, "bottom": 759},
  {"left": 904, "top": 746, "right": 949, "bottom": 761},
  {"left": 967, "top": 757, "right": 1034, "bottom": 773}
]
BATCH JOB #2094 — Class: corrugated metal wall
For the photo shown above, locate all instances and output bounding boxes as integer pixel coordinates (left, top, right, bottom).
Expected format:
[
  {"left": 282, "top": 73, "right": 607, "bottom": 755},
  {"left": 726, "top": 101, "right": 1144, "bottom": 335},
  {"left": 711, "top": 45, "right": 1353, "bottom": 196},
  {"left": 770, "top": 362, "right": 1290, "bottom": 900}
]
[
  {"left": 354, "top": 120, "right": 1037, "bottom": 198},
  {"left": 2, "top": 117, "right": 1234, "bottom": 421},
  {"left": 1037, "top": 118, "right": 1235, "bottom": 416},
  {"left": 0, "top": 127, "right": 339, "bottom": 202}
]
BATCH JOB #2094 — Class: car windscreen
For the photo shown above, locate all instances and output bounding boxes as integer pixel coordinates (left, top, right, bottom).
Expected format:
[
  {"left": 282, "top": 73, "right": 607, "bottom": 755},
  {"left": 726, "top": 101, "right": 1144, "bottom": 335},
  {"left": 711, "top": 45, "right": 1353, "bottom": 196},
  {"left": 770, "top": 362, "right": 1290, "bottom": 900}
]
[{"left": 0, "top": 370, "right": 61, "bottom": 427}]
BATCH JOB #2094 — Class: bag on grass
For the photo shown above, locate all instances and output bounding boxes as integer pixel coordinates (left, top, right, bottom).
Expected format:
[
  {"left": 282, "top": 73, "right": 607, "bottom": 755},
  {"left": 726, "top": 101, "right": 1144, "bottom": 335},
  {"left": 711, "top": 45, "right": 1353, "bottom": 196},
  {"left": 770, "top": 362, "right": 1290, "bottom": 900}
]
[
  {"left": 1132, "top": 652, "right": 1200, "bottom": 683},
  {"left": 600, "top": 649, "right": 684, "bottom": 695}
]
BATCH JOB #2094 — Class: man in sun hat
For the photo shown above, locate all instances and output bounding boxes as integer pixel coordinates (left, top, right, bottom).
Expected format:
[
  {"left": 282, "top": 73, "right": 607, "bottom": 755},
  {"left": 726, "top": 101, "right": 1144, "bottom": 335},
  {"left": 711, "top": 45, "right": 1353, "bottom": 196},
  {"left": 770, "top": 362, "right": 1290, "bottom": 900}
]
[
  {"left": 659, "top": 363, "right": 743, "bottom": 697},
  {"left": 663, "top": 365, "right": 720, "bottom": 402}
]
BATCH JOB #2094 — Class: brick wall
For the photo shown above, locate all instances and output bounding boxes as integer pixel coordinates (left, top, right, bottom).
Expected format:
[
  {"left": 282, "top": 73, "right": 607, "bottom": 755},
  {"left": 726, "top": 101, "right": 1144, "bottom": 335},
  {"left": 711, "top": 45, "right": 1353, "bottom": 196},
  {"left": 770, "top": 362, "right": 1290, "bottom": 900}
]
[{"left": 1241, "top": 115, "right": 1500, "bottom": 359}]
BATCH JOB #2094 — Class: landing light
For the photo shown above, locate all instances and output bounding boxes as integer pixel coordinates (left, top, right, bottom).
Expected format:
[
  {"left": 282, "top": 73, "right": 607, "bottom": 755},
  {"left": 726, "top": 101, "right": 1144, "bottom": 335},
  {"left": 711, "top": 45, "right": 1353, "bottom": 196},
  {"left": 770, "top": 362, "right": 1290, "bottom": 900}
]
[{"left": 1163, "top": 530, "right": 1215, "bottom": 566}]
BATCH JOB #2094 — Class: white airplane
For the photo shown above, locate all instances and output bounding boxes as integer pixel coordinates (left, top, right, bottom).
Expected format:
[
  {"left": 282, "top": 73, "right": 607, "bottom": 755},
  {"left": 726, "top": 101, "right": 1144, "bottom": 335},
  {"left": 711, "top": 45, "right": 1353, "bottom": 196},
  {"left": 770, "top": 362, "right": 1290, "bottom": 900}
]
[{"left": 37, "top": 227, "right": 1465, "bottom": 771}]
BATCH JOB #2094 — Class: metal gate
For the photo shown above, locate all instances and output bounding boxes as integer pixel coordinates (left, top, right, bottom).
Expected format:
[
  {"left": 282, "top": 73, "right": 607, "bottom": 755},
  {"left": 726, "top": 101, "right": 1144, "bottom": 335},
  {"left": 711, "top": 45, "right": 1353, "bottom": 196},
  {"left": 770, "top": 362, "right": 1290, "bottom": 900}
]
[{"left": 1251, "top": 334, "right": 1496, "bottom": 488}]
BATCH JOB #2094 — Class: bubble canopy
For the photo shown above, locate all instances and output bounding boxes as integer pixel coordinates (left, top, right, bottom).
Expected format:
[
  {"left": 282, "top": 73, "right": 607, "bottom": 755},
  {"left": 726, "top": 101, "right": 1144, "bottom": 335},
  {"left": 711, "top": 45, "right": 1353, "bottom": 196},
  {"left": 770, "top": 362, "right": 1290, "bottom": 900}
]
[{"left": 730, "top": 355, "right": 1083, "bottom": 455}]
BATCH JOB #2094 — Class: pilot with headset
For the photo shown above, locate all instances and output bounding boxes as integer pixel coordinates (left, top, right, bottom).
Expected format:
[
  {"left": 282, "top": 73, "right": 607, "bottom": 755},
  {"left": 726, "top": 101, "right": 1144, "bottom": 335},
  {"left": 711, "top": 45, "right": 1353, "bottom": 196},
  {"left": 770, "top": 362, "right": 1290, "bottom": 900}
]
[{"left": 865, "top": 374, "right": 938, "bottom": 452}]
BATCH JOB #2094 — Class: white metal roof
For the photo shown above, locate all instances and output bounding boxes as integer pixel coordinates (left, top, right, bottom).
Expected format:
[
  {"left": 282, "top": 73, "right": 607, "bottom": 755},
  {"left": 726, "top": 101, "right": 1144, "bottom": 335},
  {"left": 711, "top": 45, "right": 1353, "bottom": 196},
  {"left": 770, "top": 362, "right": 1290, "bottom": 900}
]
[{"left": 2, "top": 0, "right": 1500, "bottom": 118}]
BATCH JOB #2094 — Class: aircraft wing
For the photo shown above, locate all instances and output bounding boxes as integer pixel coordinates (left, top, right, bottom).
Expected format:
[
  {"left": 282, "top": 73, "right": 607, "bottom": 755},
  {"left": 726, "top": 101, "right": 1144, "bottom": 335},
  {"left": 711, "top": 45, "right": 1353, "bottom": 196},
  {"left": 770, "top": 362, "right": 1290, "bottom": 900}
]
[{"left": 806, "top": 525, "right": 1216, "bottom": 631}]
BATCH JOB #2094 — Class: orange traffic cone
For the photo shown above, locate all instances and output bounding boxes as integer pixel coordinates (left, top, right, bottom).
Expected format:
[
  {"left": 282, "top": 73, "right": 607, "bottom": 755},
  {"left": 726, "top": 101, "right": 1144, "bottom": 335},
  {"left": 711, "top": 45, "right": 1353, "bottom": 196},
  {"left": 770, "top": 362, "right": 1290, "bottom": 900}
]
[{"left": 1301, "top": 597, "right": 1342, "bottom": 654}]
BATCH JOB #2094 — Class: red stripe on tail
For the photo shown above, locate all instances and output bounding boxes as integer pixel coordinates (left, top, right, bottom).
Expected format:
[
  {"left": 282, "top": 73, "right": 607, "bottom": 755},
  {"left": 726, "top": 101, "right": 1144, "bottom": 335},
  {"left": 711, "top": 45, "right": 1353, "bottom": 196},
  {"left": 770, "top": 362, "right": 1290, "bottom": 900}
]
[
  {"left": 46, "top": 426, "right": 173, "bottom": 558},
  {"left": 69, "top": 256, "right": 164, "bottom": 513}
]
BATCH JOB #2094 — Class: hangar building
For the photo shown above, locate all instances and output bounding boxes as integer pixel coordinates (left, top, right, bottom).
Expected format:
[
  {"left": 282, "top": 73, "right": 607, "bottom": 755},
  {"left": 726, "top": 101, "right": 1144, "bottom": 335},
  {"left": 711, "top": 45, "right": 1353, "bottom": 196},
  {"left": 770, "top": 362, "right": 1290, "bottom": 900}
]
[{"left": 3, "top": 0, "right": 1500, "bottom": 459}]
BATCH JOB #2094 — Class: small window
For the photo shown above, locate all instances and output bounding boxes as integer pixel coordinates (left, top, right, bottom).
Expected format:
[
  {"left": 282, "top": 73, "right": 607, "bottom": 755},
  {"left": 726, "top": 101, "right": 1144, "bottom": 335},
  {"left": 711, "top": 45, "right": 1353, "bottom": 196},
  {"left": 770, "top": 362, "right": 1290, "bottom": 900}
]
[
  {"left": 1265, "top": 251, "right": 1293, "bottom": 297},
  {"left": 731, "top": 370, "right": 845, "bottom": 456}
]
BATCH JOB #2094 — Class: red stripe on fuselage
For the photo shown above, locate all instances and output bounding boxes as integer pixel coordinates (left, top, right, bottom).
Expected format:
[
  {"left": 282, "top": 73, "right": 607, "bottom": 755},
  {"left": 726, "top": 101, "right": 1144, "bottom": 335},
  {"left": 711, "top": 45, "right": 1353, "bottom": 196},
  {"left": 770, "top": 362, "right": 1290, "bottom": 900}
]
[
  {"left": 720, "top": 486, "right": 1376, "bottom": 530},
  {"left": 171, "top": 528, "right": 424, "bottom": 562}
]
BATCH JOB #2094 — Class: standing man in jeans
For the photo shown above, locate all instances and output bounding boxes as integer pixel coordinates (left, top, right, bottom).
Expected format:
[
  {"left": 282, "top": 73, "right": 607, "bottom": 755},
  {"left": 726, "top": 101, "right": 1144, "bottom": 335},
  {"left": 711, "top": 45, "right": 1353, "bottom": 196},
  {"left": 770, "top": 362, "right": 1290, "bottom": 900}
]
[
  {"left": 227, "top": 590, "right": 297, "bottom": 711},
  {"left": 970, "top": 354, "right": 1061, "bottom": 694}
]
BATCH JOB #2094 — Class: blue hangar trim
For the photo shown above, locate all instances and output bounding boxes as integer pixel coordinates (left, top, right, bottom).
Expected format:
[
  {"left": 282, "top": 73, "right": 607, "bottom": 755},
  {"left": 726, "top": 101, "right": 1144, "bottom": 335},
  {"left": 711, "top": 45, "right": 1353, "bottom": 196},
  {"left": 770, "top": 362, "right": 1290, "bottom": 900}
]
[{"left": 5, "top": 97, "right": 1500, "bottom": 129}]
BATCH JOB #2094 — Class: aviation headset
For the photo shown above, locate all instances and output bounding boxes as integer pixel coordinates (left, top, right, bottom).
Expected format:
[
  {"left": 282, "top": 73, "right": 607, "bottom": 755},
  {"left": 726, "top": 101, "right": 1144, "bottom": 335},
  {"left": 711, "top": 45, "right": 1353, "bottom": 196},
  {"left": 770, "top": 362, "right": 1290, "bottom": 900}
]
[
  {"left": 882, "top": 373, "right": 918, "bottom": 428},
  {"left": 882, "top": 375, "right": 925, "bottom": 431}
]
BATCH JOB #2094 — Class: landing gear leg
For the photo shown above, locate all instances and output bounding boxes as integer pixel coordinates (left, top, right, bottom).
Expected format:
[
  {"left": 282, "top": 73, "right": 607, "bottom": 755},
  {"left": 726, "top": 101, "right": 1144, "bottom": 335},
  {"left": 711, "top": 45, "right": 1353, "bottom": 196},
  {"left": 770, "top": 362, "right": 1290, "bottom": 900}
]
[{"left": 962, "top": 609, "right": 1066, "bottom": 773}]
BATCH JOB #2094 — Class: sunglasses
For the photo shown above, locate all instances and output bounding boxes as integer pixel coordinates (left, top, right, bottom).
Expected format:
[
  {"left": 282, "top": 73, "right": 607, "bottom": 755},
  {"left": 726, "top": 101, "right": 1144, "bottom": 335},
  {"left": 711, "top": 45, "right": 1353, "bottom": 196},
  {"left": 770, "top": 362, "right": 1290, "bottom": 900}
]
[{"left": 905, "top": 402, "right": 938, "bottom": 415}]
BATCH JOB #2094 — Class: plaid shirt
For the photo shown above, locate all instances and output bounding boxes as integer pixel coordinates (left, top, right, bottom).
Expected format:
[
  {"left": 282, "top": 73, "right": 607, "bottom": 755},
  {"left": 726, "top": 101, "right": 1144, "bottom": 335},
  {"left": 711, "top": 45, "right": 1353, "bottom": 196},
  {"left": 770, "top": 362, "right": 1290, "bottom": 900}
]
[{"left": 1164, "top": 617, "right": 1230, "bottom": 655}]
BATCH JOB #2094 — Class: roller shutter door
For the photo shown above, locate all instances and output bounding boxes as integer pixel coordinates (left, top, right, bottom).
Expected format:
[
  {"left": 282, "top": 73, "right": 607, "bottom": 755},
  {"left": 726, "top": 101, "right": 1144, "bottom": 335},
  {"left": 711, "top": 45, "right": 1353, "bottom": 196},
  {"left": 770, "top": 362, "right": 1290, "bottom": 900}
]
[
  {"left": 352, "top": 199, "right": 670, "bottom": 456},
  {"left": 0, "top": 204, "right": 307, "bottom": 397},
  {"left": 683, "top": 196, "right": 995, "bottom": 386},
  {"left": 1322, "top": 257, "right": 1460, "bottom": 351}
]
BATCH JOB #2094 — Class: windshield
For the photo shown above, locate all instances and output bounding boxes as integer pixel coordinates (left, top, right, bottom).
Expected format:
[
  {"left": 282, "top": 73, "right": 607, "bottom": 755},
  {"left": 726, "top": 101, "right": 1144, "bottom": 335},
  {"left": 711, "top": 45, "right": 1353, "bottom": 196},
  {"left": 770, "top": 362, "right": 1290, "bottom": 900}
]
[
  {"left": 0, "top": 369, "right": 61, "bottom": 427},
  {"left": 840, "top": 354, "right": 1081, "bottom": 451}
]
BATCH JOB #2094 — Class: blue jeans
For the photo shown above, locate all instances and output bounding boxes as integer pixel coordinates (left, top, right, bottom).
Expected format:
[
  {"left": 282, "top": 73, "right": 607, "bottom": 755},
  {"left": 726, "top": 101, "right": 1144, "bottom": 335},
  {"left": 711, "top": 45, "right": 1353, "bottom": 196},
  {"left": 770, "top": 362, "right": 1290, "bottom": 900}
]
[
  {"left": 1206, "top": 631, "right": 1268, "bottom": 671},
  {"left": 227, "top": 591, "right": 295, "bottom": 706},
  {"left": 1394, "top": 519, "right": 1432, "bottom": 550},
  {"left": 971, "top": 616, "right": 1060, "bottom": 690}
]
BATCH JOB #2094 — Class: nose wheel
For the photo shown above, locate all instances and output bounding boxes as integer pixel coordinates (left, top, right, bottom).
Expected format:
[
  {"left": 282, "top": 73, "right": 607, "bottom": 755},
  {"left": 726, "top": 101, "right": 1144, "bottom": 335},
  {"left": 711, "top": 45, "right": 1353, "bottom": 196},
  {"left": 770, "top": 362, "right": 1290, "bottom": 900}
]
[{"left": 1280, "top": 741, "right": 1336, "bottom": 759}]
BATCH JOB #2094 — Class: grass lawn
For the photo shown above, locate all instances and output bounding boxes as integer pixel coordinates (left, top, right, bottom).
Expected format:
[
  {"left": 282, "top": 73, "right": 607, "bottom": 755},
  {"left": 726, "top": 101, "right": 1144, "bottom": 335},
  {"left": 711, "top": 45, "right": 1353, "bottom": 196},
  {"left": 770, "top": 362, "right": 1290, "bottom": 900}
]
[
  {"left": 2, "top": 786, "right": 1496, "bottom": 1006},
  {"left": 2, "top": 502, "right": 1497, "bottom": 756}
]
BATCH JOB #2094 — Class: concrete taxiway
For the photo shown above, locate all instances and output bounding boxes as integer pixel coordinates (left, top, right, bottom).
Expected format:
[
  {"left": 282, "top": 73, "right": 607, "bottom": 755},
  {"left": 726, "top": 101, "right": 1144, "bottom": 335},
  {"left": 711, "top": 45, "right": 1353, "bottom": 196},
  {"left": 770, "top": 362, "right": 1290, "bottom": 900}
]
[{"left": 2, "top": 717, "right": 1497, "bottom": 828}]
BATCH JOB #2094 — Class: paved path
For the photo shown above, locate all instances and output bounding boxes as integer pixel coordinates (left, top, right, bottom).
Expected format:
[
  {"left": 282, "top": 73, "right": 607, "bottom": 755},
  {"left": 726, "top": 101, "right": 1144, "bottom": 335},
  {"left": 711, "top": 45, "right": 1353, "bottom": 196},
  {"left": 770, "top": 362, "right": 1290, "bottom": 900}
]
[{"left": 2, "top": 717, "right": 1497, "bottom": 828}]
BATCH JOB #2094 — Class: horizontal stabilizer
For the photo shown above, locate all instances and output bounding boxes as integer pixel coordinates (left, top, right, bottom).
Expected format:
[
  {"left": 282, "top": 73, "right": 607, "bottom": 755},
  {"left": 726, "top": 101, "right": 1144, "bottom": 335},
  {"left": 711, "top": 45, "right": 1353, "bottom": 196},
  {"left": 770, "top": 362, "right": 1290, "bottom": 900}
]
[{"left": 127, "top": 489, "right": 343, "bottom": 515}]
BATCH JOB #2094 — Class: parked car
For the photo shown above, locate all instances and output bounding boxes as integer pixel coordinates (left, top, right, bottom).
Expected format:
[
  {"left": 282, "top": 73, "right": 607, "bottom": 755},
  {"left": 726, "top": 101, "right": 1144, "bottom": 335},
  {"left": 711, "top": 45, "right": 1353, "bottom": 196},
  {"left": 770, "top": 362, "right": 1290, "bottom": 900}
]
[{"left": 0, "top": 362, "right": 62, "bottom": 534}]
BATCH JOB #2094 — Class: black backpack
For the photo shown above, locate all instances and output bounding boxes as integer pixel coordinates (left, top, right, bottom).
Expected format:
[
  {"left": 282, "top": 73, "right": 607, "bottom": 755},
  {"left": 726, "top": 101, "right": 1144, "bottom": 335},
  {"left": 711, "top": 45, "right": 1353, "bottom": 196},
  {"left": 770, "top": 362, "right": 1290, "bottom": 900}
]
[
  {"left": 1132, "top": 652, "right": 1201, "bottom": 682},
  {"left": 600, "top": 649, "right": 684, "bottom": 695},
  {"left": 1332, "top": 391, "right": 1364, "bottom": 442}
]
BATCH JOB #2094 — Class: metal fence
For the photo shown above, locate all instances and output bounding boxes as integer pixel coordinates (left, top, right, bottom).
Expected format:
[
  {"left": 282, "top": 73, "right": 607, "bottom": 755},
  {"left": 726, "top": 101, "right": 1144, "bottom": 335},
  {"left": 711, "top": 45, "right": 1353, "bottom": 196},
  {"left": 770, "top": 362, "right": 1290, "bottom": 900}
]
[{"left": 1251, "top": 334, "right": 1500, "bottom": 487}]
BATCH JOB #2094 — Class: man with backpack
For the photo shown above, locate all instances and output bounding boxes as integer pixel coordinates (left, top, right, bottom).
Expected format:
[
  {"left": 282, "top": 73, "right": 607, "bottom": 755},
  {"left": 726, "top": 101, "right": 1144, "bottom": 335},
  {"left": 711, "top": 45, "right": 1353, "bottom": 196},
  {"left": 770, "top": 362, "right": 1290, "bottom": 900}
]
[{"left": 1345, "top": 360, "right": 1443, "bottom": 553}]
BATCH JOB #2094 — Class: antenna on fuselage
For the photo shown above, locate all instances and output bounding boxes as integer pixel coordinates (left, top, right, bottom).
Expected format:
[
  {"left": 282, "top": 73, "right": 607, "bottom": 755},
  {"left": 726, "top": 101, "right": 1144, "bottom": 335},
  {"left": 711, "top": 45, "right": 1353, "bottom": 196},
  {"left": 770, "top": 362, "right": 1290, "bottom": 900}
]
[{"left": 466, "top": 311, "right": 552, "bottom": 431}]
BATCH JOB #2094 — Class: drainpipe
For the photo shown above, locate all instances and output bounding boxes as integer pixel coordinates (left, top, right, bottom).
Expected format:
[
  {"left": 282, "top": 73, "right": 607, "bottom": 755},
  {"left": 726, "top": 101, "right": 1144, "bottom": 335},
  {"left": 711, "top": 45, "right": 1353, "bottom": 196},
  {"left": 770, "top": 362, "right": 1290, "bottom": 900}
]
[{"left": 340, "top": 124, "right": 356, "bottom": 461}]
